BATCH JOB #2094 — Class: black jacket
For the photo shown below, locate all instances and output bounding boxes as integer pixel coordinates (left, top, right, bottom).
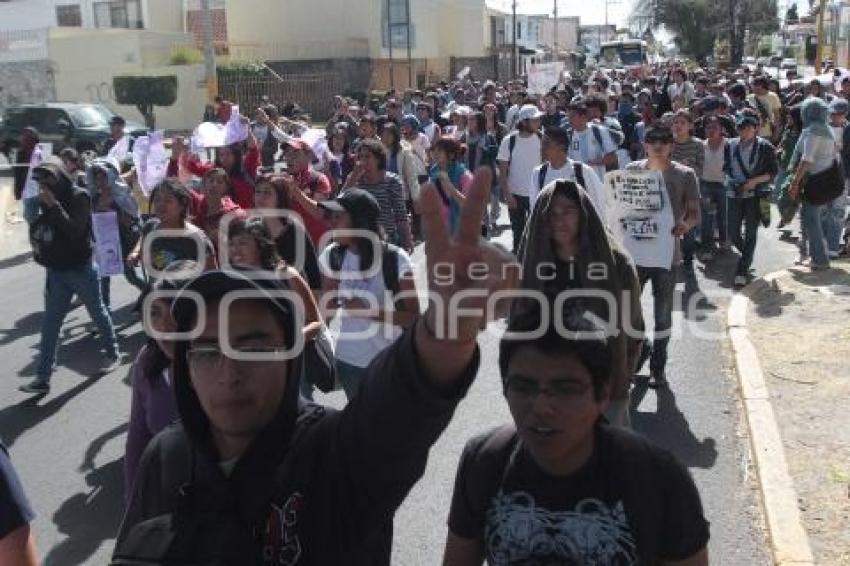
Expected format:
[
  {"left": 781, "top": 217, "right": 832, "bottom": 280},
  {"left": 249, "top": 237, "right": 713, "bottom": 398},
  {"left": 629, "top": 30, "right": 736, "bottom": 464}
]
[
  {"left": 114, "top": 327, "right": 479, "bottom": 565},
  {"left": 29, "top": 175, "right": 93, "bottom": 270}
]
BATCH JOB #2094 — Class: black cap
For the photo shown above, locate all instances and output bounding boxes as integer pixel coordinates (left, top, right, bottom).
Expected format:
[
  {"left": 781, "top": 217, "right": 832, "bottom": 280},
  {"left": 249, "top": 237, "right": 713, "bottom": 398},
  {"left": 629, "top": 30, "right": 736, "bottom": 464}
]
[
  {"left": 109, "top": 115, "right": 126, "bottom": 126},
  {"left": 700, "top": 96, "right": 721, "bottom": 111},
  {"left": 318, "top": 188, "right": 379, "bottom": 222},
  {"left": 32, "top": 162, "right": 65, "bottom": 182}
]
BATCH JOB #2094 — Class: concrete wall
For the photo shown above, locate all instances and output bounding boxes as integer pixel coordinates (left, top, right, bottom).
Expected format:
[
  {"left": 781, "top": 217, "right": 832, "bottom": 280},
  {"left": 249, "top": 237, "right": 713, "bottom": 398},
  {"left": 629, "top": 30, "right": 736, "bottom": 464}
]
[
  {"left": 145, "top": 0, "right": 184, "bottom": 33},
  {"left": 0, "top": 60, "right": 56, "bottom": 111},
  {"left": 48, "top": 29, "right": 206, "bottom": 131}
]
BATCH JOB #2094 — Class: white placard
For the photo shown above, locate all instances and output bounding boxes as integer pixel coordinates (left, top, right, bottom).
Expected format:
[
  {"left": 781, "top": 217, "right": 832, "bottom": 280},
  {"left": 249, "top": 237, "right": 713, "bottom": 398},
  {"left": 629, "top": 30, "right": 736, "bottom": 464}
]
[
  {"left": 92, "top": 211, "right": 124, "bottom": 277},
  {"left": 107, "top": 135, "right": 130, "bottom": 162},
  {"left": 21, "top": 143, "right": 51, "bottom": 199},
  {"left": 132, "top": 130, "right": 169, "bottom": 197},
  {"left": 605, "top": 170, "right": 675, "bottom": 269},
  {"left": 191, "top": 104, "right": 249, "bottom": 149},
  {"left": 527, "top": 62, "right": 565, "bottom": 95}
]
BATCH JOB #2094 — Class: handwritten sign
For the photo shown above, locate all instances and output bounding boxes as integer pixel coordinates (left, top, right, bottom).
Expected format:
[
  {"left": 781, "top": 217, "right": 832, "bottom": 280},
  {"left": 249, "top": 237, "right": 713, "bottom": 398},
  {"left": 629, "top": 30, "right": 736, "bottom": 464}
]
[
  {"left": 528, "top": 62, "right": 565, "bottom": 95},
  {"left": 21, "top": 143, "right": 51, "bottom": 199},
  {"left": 606, "top": 170, "right": 675, "bottom": 269},
  {"left": 92, "top": 211, "right": 124, "bottom": 277},
  {"left": 132, "top": 130, "right": 169, "bottom": 196}
]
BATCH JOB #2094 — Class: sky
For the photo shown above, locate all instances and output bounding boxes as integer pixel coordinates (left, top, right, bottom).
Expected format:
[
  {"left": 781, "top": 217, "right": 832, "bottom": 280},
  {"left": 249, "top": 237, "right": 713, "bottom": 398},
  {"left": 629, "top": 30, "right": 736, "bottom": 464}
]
[{"left": 485, "top": 0, "right": 636, "bottom": 27}]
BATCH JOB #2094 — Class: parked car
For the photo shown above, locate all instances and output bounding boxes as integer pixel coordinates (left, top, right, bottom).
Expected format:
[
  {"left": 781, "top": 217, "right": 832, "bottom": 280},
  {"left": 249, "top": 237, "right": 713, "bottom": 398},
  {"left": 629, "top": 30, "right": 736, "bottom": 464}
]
[{"left": 0, "top": 102, "right": 147, "bottom": 161}]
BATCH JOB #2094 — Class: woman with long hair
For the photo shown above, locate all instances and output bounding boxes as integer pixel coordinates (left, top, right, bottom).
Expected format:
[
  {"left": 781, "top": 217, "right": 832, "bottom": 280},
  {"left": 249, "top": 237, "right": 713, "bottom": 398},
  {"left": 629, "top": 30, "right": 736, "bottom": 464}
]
[
  {"left": 483, "top": 103, "right": 508, "bottom": 144},
  {"left": 317, "top": 189, "right": 420, "bottom": 400},
  {"left": 252, "top": 176, "right": 322, "bottom": 290},
  {"left": 197, "top": 168, "right": 245, "bottom": 253},
  {"left": 381, "top": 122, "right": 421, "bottom": 228},
  {"left": 324, "top": 124, "right": 355, "bottom": 195}
]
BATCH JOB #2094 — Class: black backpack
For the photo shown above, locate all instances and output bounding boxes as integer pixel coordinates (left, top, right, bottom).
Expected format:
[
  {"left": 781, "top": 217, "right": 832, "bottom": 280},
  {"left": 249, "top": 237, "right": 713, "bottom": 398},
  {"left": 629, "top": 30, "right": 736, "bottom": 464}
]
[{"left": 537, "top": 162, "right": 586, "bottom": 192}]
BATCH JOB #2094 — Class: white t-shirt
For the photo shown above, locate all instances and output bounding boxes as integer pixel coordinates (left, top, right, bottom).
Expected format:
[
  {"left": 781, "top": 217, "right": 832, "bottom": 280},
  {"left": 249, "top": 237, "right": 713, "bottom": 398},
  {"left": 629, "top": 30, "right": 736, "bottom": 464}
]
[
  {"left": 318, "top": 244, "right": 414, "bottom": 368},
  {"left": 408, "top": 133, "right": 430, "bottom": 167},
  {"left": 568, "top": 125, "right": 618, "bottom": 182},
  {"left": 800, "top": 131, "right": 838, "bottom": 175},
  {"left": 529, "top": 160, "right": 607, "bottom": 220},
  {"left": 702, "top": 139, "right": 727, "bottom": 183},
  {"left": 497, "top": 133, "right": 543, "bottom": 198}
]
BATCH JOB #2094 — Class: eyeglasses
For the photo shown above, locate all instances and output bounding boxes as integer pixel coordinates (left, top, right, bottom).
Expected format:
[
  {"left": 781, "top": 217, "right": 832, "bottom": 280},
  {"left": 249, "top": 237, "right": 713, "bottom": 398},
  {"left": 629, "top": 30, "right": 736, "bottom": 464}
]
[
  {"left": 505, "top": 377, "right": 591, "bottom": 404},
  {"left": 187, "top": 343, "right": 289, "bottom": 370}
]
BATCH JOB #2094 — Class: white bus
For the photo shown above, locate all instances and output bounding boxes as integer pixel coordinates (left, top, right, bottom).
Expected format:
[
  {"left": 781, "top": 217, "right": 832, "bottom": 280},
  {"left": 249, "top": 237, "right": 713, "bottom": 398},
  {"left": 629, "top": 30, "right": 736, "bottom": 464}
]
[{"left": 598, "top": 39, "right": 650, "bottom": 78}]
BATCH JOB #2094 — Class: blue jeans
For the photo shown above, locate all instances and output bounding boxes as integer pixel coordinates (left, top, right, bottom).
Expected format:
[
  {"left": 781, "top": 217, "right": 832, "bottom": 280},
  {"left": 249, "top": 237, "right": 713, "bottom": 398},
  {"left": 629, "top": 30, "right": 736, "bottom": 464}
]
[
  {"left": 23, "top": 197, "right": 40, "bottom": 225},
  {"left": 700, "top": 181, "right": 728, "bottom": 246},
  {"left": 801, "top": 202, "right": 829, "bottom": 266},
  {"left": 37, "top": 262, "right": 119, "bottom": 381},
  {"left": 728, "top": 197, "right": 760, "bottom": 275},
  {"left": 637, "top": 266, "right": 676, "bottom": 375},
  {"left": 822, "top": 196, "right": 847, "bottom": 254},
  {"left": 336, "top": 359, "right": 368, "bottom": 400}
]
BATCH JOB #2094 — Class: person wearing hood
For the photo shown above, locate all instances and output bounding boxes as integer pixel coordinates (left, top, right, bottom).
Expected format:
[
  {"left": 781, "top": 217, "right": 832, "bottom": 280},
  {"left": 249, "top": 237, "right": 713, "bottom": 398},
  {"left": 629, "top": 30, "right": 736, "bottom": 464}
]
[
  {"left": 113, "top": 169, "right": 517, "bottom": 564},
  {"left": 513, "top": 179, "right": 643, "bottom": 426},
  {"left": 788, "top": 97, "right": 841, "bottom": 270},
  {"left": 20, "top": 162, "right": 122, "bottom": 394},
  {"left": 87, "top": 157, "right": 145, "bottom": 310}
]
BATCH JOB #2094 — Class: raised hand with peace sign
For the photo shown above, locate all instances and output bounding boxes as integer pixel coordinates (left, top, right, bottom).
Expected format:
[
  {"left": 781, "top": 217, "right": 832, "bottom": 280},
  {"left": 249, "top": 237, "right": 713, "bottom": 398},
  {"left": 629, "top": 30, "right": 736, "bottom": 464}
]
[{"left": 414, "top": 167, "right": 519, "bottom": 391}]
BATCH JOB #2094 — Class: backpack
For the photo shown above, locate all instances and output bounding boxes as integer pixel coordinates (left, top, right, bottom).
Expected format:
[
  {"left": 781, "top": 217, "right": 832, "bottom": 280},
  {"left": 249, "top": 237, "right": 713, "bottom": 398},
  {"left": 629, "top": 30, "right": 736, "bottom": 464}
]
[
  {"left": 327, "top": 242, "right": 402, "bottom": 298},
  {"left": 537, "top": 162, "right": 586, "bottom": 192}
]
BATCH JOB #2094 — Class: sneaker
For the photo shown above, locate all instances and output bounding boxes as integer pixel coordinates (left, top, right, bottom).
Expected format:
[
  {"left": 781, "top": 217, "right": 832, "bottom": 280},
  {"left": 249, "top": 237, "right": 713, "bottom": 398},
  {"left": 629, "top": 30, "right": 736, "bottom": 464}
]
[
  {"left": 733, "top": 275, "right": 748, "bottom": 287},
  {"left": 648, "top": 369, "right": 668, "bottom": 389},
  {"left": 19, "top": 379, "right": 50, "bottom": 394},
  {"left": 96, "top": 355, "right": 123, "bottom": 376}
]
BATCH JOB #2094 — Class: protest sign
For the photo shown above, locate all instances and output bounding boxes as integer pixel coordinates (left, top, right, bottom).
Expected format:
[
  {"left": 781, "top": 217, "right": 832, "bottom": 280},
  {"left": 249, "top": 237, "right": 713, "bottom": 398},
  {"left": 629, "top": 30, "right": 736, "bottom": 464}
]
[
  {"left": 605, "top": 170, "right": 675, "bottom": 269},
  {"left": 192, "top": 105, "right": 249, "bottom": 149},
  {"left": 107, "top": 135, "right": 130, "bottom": 162},
  {"left": 92, "top": 211, "right": 124, "bottom": 277},
  {"left": 527, "top": 62, "right": 565, "bottom": 95},
  {"left": 21, "top": 143, "right": 52, "bottom": 199},
  {"left": 132, "top": 130, "right": 169, "bottom": 196}
]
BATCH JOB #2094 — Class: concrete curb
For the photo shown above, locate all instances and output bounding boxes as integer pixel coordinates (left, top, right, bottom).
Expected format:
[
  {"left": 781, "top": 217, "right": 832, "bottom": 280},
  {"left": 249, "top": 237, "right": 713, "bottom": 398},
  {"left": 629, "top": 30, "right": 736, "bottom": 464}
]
[{"left": 728, "top": 270, "right": 815, "bottom": 566}]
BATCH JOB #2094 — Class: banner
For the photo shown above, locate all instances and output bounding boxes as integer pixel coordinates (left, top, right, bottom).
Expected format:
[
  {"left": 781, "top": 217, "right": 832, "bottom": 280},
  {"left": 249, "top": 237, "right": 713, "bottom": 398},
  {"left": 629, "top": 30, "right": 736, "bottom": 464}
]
[
  {"left": 527, "top": 62, "right": 565, "bottom": 95},
  {"left": 605, "top": 170, "right": 675, "bottom": 269},
  {"left": 191, "top": 105, "right": 249, "bottom": 149},
  {"left": 92, "top": 211, "right": 124, "bottom": 277}
]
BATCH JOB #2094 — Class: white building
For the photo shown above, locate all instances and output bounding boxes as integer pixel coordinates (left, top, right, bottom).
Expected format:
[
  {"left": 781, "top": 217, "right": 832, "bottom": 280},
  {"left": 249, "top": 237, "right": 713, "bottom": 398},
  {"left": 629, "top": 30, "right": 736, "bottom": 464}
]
[{"left": 0, "top": 0, "right": 182, "bottom": 33}]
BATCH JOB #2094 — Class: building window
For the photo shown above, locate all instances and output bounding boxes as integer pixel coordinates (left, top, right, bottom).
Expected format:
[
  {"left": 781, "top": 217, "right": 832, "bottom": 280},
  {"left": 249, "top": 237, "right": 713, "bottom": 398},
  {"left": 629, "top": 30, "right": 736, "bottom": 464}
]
[
  {"left": 56, "top": 5, "right": 82, "bottom": 27},
  {"left": 381, "top": 0, "right": 415, "bottom": 49},
  {"left": 517, "top": 22, "right": 522, "bottom": 40},
  {"left": 94, "top": 0, "right": 143, "bottom": 29}
]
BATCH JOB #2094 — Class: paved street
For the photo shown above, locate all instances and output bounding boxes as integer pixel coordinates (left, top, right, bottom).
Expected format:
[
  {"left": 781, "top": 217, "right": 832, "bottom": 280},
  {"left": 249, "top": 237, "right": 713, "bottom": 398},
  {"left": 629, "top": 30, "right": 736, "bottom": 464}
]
[{"left": 0, "top": 179, "right": 799, "bottom": 564}]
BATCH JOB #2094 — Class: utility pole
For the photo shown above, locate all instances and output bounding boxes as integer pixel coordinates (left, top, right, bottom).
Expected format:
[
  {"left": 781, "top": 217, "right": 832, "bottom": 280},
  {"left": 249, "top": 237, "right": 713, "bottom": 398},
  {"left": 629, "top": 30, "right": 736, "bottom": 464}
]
[
  {"left": 512, "top": 0, "right": 518, "bottom": 79},
  {"left": 387, "top": 0, "right": 394, "bottom": 89},
  {"left": 200, "top": 0, "right": 217, "bottom": 103},
  {"left": 406, "top": 0, "right": 413, "bottom": 87},
  {"left": 553, "top": 0, "right": 558, "bottom": 63},
  {"left": 815, "top": 0, "right": 827, "bottom": 72}
]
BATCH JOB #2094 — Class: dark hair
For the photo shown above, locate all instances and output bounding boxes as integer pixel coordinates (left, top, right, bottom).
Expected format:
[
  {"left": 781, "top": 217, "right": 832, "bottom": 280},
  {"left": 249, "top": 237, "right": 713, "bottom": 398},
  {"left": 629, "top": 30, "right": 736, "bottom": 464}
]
[
  {"left": 543, "top": 126, "right": 569, "bottom": 151},
  {"left": 227, "top": 217, "right": 282, "bottom": 271},
  {"left": 433, "top": 136, "right": 465, "bottom": 163},
  {"left": 328, "top": 125, "right": 352, "bottom": 155},
  {"left": 468, "top": 111, "right": 486, "bottom": 135},
  {"left": 787, "top": 104, "right": 803, "bottom": 133},
  {"left": 674, "top": 68, "right": 689, "bottom": 82},
  {"left": 586, "top": 94, "right": 609, "bottom": 114},
  {"left": 145, "top": 260, "right": 200, "bottom": 376},
  {"left": 381, "top": 122, "right": 402, "bottom": 156},
  {"left": 644, "top": 124, "right": 674, "bottom": 143},
  {"left": 673, "top": 108, "right": 694, "bottom": 124},
  {"left": 150, "top": 178, "right": 192, "bottom": 221},
  {"left": 499, "top": 305, "right": 612, "bottom": 401},
  {"left": 358, "top": 139, "right": 388, "bottom": 171},
  {"left": 752, "top": 76, "right": 770, "bottom": 89},
  {"left": 202, "top": 167, "right": 233, "bottom": 197},
  {"left": 255, "top": 176, "right": 289, "bottom": 209},
  {"left": 728, "top": 83, "right": 747, "bottom": 99},
  {"left": 215, "top": 143, "right": 245, "bottom": 177}
]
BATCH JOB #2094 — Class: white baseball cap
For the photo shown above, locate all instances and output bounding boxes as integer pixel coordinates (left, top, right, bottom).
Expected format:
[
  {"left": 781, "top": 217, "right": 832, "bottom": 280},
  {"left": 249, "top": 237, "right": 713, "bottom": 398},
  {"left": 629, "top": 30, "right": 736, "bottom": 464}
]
[{"left": 516, "top": 104, "right": 544, "bottom": 122}]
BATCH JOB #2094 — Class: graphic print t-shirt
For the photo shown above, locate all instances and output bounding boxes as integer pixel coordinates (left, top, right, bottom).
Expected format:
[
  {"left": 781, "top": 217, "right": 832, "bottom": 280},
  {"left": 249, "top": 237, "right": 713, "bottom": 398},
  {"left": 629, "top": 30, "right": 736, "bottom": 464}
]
[{"left": 448, "top": 425, "right": 709, "bottom": 565}]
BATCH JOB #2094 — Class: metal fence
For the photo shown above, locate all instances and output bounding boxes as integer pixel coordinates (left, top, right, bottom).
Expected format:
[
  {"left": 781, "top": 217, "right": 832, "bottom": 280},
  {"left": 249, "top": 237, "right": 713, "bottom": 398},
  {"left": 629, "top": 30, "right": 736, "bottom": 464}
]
[{"left": 217, "top": 71, "right": 342, "bottom": 121}]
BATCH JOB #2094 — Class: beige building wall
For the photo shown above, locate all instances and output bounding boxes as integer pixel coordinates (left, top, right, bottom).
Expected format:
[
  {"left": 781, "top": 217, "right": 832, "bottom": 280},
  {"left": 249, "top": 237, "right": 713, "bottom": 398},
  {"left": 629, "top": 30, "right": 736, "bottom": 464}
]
[
  {"left": 144, "top": 0, "right": 184, "bottom": 33},
  {"left": 48, "top": 28, "right": 206, "bottom": 131}
]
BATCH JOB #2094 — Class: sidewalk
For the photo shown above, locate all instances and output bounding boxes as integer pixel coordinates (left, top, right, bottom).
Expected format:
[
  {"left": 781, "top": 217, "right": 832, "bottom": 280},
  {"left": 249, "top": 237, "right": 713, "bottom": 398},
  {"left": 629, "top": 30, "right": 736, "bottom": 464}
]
[{"left": 745, "top": 262, "right": 850, "bottom": 565}]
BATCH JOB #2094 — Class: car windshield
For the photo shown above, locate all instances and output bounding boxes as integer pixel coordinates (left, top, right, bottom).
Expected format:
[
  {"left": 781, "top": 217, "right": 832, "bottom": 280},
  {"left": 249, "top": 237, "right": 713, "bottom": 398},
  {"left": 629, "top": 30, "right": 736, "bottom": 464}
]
[
  {"left": 67, "top": 106, "right": 111, "bottom": 128},
  {"left": 600, "top": 45, "right": 644, "bottom": 67}
]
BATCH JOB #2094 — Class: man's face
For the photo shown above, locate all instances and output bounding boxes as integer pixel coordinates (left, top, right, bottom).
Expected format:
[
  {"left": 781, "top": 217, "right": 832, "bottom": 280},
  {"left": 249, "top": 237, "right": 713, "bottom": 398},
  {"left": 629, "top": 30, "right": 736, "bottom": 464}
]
[
  {"left": 505, "top": 347, "right": 606, "bottom": 474},
  {"left": 737, "top": 123, "right": 758, "bottom": 141},
  {"left": 188, "top": 300, "right": 290, "bottom": 450},
  {"left": 545, "top": 96, "right": 558, "bottom": 113},
  {"left": 705, "top": 121, "right": 722, "bottom": 140},
  {"left": 842, "top": 80, "right": 850, "bottom": 97},
  {"left": 541, "top": 135, "right": 565, "bottom": 163},
  {"left": 285, "top": 147, "right": 309, "bottom": 172},
  {"left": 753, "top": 84, "right": 766, "bottom": 96},
  {"left": 359, "top": 121, "right": 376, "bottom": 139},
  {"left": 671, "top": 116, "right": 690, "bottom": 139},
  {"left": 829, "top": 112, "right": 846, "bottom": 127},
  {"left": 644, "top": 138, "right": 672, "bottom": 160},
  {"left": 110, "top": 123, "right": 124, "bottom": 139},
  {"left": 568, "top": 110, "right": 588, "bottom": 131}
]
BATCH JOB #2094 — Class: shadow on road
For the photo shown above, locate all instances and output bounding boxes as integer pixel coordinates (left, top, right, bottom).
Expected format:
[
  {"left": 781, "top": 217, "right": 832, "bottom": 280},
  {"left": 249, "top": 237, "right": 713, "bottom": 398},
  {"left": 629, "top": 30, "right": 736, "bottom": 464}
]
[
  {"left": 43, "top": 457, "right": 124, "bottom": 566},
  {"left": 630, "top": 380, "right": 718, "bottom": 469},
  {"left": 0, "top": 376, "right": 101, "bottom": 448},
  {"left": 0, "top": 310, "right": 44, "bottom": 347},
  {"left": 0, "top": 250, "right": 32, "bottom": 270},
  {"left": 80, "top": 422, "right": 129, "bottom": 473}
]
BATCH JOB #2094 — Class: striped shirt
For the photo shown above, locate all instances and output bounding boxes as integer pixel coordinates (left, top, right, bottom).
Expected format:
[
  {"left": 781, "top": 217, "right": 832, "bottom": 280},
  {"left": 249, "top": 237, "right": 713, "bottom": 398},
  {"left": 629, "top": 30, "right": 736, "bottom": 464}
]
[
  {"left": 352, "top": 173, "right": 408, "bottom": 238},
  {"left": 671, "top": 138, "right": 705, "bottom": 179}
]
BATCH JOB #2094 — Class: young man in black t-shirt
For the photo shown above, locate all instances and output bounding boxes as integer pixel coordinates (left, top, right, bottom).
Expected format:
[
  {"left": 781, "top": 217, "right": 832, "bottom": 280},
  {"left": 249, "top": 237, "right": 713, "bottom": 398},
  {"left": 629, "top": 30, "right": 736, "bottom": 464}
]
[{"left": 443, "top": 308, "right": 710, "bottom": 565}]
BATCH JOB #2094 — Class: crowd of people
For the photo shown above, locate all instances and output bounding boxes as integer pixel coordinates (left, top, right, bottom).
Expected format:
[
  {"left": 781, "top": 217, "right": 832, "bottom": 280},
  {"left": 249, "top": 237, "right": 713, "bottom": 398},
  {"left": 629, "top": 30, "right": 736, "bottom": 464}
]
[{"left": 2, "top": 58, "right": 849, "bottom": 564}]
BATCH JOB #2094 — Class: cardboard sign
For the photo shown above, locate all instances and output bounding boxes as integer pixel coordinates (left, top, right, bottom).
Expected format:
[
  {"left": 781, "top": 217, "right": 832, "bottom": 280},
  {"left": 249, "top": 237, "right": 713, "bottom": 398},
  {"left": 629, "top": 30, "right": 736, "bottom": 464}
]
[
  {"left": 528, "top": 62, "right": 565, "bottom": 95},
  {"left": 605, "top": 170, "right": 675, "bottom": 269}
]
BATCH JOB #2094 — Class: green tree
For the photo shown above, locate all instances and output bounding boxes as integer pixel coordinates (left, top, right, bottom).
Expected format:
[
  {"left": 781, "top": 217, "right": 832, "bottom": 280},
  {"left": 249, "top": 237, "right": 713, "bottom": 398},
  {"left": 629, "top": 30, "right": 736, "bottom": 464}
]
[
  {"left": 656, "top": 0, "right": 719, "bottom": 62},
  {"left": 113, "top": 76, "right": 178, "bottom": 129}
]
